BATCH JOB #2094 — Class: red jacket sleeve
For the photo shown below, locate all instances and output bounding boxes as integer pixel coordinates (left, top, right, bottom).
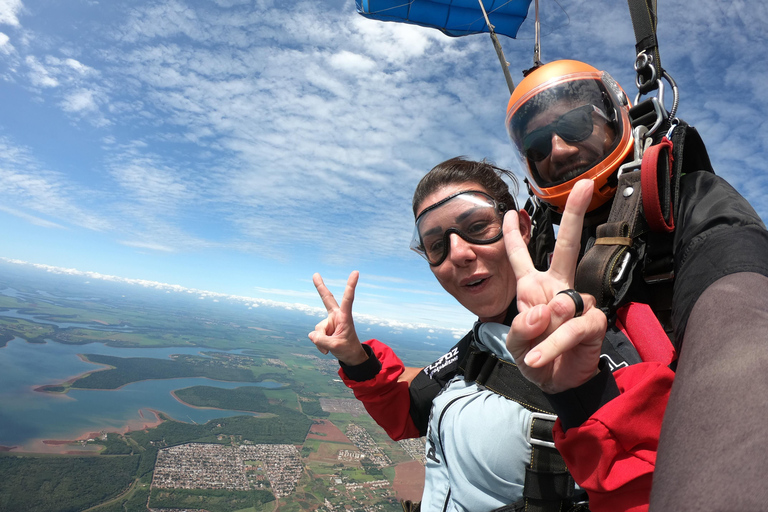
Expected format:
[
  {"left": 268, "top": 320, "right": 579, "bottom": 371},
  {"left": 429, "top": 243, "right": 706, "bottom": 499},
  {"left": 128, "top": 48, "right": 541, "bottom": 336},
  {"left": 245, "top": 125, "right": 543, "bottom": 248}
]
[
  {"left": 338, "top": 339, "right": 421, "bottom": 440},
  {"left": 553, "top": 362, "right": 674, "bottom": 512}
]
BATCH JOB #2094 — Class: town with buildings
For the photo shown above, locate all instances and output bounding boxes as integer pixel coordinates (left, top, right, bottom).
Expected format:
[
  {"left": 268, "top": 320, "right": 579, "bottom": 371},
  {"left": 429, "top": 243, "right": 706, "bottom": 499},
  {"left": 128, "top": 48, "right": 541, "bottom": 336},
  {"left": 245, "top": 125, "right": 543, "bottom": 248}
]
[
  {"left": 344, "top": 423, "right": 391, "bottom": 468},
  {"left": 320, "top": 398, "right": 368, "bottom": 417},
  {"left": 152, "top": 442, "right": 303, "bottom": 498}
]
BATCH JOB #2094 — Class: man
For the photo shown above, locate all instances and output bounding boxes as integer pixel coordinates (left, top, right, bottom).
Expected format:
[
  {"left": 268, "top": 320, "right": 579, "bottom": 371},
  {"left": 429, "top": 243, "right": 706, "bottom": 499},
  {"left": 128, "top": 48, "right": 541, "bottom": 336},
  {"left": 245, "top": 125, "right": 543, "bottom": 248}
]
[{"left": 505, "top": 59, "right": 768, "bottom": 511}]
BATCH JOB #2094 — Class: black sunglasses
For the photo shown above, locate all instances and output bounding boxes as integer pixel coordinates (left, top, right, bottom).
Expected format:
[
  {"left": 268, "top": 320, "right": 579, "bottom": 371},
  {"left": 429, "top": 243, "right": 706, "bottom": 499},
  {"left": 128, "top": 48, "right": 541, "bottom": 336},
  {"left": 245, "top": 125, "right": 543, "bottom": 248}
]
[{"left": 522, "top": 104, "right": 610, "bottom": 162}]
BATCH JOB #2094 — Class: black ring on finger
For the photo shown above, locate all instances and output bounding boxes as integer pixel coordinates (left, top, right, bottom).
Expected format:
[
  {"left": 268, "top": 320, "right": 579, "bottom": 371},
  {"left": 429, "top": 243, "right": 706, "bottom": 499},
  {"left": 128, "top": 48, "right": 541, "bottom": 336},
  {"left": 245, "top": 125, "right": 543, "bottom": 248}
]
[{"left": 557, "top": 289, "right": 584, "bottom": 318}]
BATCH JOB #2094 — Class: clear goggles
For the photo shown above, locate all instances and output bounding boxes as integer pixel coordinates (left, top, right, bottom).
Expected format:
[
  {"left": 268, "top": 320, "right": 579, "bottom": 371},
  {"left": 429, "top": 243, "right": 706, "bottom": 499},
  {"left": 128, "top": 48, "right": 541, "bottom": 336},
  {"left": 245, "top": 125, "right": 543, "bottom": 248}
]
[{"left": 410, "top": 191, "right": 508, "bottom": 266}]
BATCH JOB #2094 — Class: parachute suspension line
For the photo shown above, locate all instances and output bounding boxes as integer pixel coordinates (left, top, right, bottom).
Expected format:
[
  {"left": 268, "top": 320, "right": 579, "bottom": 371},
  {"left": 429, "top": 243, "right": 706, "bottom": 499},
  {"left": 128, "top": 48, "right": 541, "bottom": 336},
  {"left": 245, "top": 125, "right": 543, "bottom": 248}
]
[
  {"left": 533, "top": 0, "right": 542, "bottom": 67},
  {"left": 477, "top": 0, "right": 516, "bottom": 94}
]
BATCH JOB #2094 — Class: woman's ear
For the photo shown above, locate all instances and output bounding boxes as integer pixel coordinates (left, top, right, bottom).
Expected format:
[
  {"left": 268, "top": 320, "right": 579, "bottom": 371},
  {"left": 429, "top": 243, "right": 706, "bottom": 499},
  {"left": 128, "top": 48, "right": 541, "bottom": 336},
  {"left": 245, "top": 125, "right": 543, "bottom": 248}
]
[{"left": 517, "top": 209, "right": 532, "bottom": 245}]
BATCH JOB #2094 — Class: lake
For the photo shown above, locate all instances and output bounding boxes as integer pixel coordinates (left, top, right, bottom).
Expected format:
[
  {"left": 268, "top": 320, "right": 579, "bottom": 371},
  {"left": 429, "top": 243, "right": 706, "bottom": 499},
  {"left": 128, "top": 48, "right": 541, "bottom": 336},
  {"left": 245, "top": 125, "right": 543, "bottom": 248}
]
[{"left": 0, "top": 337, "right": 284, "bottom": 453}]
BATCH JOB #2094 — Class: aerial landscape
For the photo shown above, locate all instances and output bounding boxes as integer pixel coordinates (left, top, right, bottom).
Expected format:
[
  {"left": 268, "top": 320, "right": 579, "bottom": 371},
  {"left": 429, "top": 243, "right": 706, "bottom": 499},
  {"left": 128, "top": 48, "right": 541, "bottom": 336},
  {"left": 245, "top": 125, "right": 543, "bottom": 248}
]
[{"left": 0, "top": 261, "right": 452, "bottom": 511}]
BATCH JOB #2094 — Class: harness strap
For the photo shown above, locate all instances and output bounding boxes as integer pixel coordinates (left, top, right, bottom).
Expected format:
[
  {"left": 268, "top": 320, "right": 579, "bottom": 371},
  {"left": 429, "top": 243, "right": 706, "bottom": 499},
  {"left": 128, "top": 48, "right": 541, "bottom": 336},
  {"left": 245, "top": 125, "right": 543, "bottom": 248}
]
[
  {"left": 616, "top": 303, "right": 677, "bottom": 365},
  {"left": 460, "top": 345, "right": 584, "bottom": 512},
  {"left": 626, "top": 0, "right": 662, "bottom": 94},
  {"left": 461, "top": 345, "right": 554, "bottom": 413},
  {"left": 575, "top": 170, "right": 646, "bottom": 310},
  {"left": 641, "top": 136, "right": 675, "bottom": 232}
]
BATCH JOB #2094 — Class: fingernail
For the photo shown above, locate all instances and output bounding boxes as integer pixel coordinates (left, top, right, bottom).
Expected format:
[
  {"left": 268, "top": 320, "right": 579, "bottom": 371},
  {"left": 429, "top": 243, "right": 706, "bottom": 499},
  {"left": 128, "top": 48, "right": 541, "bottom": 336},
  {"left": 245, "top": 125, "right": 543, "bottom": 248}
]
[{"left": 525, "top": 350, "right": 541, "bottom": 366}]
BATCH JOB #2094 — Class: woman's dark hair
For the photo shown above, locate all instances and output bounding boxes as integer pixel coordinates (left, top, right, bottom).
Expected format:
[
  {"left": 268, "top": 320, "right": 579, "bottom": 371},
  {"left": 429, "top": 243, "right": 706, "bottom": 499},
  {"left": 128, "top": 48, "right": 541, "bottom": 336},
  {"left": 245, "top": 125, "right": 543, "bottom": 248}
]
[{"left": 412, "top": 157, "right": 519, "bottom": 218}]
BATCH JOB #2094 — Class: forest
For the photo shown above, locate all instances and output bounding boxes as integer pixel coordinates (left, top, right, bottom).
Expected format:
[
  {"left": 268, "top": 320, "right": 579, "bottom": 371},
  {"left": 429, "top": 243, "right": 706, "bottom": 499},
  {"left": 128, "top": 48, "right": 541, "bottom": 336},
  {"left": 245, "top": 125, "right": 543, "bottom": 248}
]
[
  {"left": 174, "top": 384, "right": 272, "bottom": 412},
  {"left": 149, "top": 488, "right": 274, "bottom": 512},
  {"left": 0, "top": 455, "right": 140, "bottom": 512},
  {"left": 72, "top": 353, "right": 261, "bottom": 389}
]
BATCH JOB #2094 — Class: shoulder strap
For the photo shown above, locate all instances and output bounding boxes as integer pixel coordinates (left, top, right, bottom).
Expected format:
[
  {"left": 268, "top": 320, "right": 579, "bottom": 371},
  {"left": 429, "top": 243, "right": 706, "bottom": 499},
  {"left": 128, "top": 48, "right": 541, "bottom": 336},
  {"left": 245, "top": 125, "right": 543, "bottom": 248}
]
[
  {"left": 460, "top": 343, "right": 554, "bottom": 414},
  {"left": 575, "top": 169, "right": 646, "bottom": 310},
  {"left": 459, "top": 343, "right": 585, "bottom": 512},
  {"left": 525, "top": 195, "right": 558, "bottom": 272},
  {"left": 575, "top": 119, "right": 713, "bottom": 311},
  {"left": 617, "top": 302, "right": 677, "bottom": 365}
]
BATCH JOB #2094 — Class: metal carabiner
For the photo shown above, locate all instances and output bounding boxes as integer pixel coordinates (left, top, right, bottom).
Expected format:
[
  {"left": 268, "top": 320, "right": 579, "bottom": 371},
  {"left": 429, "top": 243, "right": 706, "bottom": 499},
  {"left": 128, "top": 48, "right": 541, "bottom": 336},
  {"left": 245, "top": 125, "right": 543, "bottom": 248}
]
[
  {"left": 634, "top": 80, "right": 668, "bottom": 137},
  {"left": 617, "top": 125, "right": 650, "bottom": 179},
  {"left": 661, "top": 70, "right": 680, "bottom": 121},
  {"left": 634, "top": 52, "right": 658, "bottom": 92}
]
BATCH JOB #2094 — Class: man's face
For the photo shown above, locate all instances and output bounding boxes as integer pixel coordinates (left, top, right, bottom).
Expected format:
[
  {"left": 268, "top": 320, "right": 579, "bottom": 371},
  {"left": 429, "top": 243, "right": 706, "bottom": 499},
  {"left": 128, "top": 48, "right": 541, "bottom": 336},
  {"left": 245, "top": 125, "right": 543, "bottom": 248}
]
[{"left": 525, "top": 101, "right": 616, "bottom": 185}]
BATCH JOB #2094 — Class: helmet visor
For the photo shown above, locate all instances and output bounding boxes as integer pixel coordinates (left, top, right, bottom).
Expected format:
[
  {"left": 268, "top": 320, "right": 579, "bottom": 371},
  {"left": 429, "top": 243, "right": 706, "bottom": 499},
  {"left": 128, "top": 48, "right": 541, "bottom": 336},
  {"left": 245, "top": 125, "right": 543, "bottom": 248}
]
[
  {"left": 410, "top": 191, "right": 507, "bottom": 266},
  {"left": 507, "top": 79, "right": 622, "bottom": 188}
]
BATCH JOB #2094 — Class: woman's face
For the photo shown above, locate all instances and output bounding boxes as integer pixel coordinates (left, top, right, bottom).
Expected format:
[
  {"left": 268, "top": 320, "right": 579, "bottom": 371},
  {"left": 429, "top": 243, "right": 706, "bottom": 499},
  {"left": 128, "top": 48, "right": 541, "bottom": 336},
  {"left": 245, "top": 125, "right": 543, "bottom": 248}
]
[{"left": 415, "top": 182, "right": 530, "bottom": 323}]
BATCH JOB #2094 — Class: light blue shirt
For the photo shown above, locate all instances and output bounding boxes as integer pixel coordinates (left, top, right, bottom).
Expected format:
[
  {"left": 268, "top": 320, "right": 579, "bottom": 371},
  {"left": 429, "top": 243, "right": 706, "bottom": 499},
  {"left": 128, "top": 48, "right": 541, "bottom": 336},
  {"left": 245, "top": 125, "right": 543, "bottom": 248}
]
[{"left": 421, "top": 322, "right": 541, "bottom": 512}]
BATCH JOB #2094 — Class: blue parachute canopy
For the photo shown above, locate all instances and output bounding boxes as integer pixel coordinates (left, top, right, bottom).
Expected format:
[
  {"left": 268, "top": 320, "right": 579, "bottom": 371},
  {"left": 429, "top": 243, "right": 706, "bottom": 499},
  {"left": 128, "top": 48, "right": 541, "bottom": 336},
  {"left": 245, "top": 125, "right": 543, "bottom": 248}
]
[{"left": 356, "top": 0, "right": 533, "bottom": 38}]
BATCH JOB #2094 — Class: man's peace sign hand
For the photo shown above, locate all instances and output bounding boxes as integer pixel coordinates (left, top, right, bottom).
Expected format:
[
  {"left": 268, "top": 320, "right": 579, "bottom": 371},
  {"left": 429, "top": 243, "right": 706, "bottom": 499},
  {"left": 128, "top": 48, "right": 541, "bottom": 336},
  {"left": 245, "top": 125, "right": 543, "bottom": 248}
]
[
  {"left": 308, "top": 271, "right": 369, "bottom": 366},
  {"left": 503, "top": 180, "right": 607, "bottom": 393}
]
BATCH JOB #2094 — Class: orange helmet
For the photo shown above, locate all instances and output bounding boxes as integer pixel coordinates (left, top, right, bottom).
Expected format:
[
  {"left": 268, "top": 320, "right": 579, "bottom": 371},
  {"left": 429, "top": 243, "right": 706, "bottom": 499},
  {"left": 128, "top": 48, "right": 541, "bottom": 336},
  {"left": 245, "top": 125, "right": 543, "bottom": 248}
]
[{"left": 505, "top": 60, "right": 634, "bottom": 213}]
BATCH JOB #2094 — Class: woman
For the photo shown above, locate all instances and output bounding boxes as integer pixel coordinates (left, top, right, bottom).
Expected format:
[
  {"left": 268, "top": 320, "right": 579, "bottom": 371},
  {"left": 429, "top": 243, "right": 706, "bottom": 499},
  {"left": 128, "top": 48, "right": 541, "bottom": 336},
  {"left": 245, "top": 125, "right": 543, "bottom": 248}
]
[{"left": 309, "top": 157, "right": 673, "bottom": 512}]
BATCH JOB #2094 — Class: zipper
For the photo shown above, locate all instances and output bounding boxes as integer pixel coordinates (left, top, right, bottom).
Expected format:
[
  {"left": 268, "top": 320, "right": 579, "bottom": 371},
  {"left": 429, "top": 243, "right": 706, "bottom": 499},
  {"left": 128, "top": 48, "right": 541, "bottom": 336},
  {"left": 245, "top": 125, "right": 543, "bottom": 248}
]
[{"left": 435, "top": 393, "right": 468, "bottom": 512}]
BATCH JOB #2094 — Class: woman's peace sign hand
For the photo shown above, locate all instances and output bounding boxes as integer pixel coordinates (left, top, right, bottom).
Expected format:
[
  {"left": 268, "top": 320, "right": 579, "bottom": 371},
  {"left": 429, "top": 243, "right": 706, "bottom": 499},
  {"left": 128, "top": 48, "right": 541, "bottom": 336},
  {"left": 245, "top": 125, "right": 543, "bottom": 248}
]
[{"left": 308, "top": 271, "right": 369, "bottom": 366}]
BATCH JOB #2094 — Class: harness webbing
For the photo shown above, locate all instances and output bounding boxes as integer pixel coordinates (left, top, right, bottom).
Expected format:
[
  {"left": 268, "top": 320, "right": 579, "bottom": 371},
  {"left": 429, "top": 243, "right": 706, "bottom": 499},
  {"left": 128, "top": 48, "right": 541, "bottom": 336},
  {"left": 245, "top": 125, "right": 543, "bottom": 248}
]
[
  {"left": 641, "top": 136, "right": 675, "bottom": 232},
  {"left": 626, "top": 0, "right": 662, "bottom": 94},
  {"left": 575, "top": 120, "right": 715, "bottom": 325},
  {"left": 575, "top": 169, "right": 645, "bottom": 310},
  {"left": 459, "top": 344, "right": 586, "bottom": 512}
]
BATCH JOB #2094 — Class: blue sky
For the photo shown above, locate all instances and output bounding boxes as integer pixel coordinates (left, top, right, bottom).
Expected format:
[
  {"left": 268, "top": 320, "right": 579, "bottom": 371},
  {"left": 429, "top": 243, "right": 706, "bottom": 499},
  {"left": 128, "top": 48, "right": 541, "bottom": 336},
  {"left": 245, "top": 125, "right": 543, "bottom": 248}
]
[{"left": 0, "top": 0, "right": 766, "bottom": 339}]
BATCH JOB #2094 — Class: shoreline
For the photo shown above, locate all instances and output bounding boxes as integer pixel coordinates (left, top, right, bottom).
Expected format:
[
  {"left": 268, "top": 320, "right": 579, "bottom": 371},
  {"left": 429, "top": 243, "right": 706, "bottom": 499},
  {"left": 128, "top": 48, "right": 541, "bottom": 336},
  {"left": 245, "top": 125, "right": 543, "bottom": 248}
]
[
  {"left": 8, "top": 408, "right": 165, "bottom": 455},
  {"left": 32, "top": 353, "right": 114, "bottom": 394}
]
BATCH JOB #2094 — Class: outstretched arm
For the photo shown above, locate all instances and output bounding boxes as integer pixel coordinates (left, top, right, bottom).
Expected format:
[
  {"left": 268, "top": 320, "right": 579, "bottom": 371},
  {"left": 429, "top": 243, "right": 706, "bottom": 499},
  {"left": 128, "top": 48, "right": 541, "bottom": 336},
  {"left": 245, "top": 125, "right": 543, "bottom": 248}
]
[{"left": 504, "top": 180, "right": 670, "bottom": 512}]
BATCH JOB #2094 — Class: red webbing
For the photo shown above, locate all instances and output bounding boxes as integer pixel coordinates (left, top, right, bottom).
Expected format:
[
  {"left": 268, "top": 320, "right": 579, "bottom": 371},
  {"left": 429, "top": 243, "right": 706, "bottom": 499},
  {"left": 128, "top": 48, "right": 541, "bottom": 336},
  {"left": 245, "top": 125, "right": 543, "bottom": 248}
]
[{"left": 641, "top": 136, "right": 675, "bottom": 233}]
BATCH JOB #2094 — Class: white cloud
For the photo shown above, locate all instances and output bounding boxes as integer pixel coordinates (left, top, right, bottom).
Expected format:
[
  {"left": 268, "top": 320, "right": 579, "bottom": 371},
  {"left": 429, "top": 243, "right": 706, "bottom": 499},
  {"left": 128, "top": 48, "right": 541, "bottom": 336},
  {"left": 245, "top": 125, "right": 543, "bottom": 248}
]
[
  {"left": 0, "top": 137, "right": 113, "bottom": 231},
  {"left": 60, "top": 89, "right": 98, "bottom": 113},
  {"left": 25, "top": 55, "right": 58, "bottom": 87},
  {"left": 0, "top": 0, "right": 22, "bottom": 27},
  {"left": 351, "top": 14, "right": 438, "bottom": 63},
  {"left": 328, "top": 50, "right": 376, "bottom": 74},
  {"left": 118, "top": 240, "right": 175, "bottom": 252},
  {"left": 0, "top": 204, "right": 65, "bottom": 228},
  {"left": 64, "top": 58, "right": 93, "bottom": 74},
  {"left": 0, "top": 31, "right": 12, "bottom": 54}
]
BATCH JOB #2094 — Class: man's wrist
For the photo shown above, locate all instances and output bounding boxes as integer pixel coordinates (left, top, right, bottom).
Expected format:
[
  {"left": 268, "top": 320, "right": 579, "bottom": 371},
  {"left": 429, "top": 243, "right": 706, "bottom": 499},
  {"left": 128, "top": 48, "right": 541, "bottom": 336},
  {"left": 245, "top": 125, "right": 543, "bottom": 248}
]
[{"left": 544, "top": 359, "right": 619, "bottom": 431}]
